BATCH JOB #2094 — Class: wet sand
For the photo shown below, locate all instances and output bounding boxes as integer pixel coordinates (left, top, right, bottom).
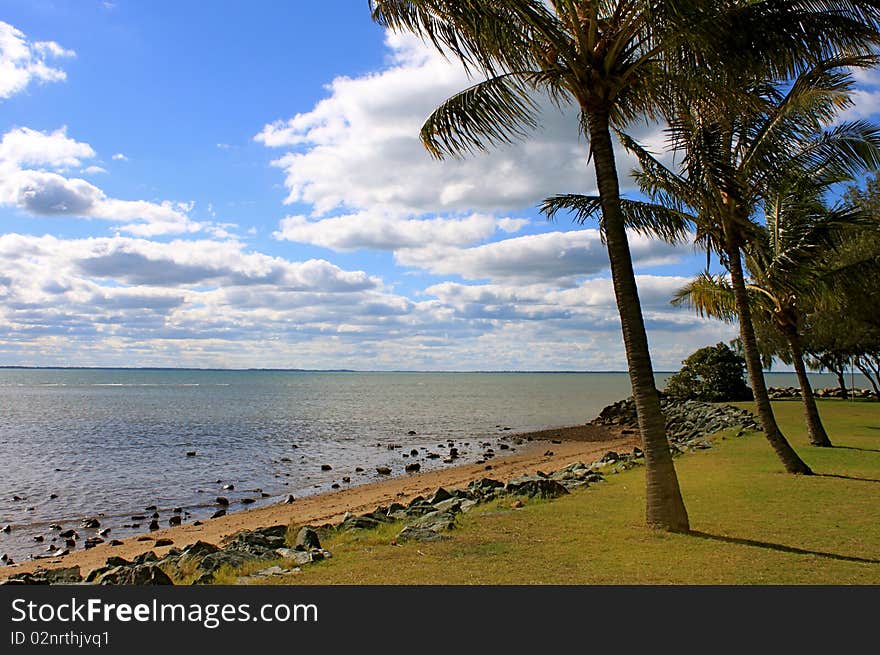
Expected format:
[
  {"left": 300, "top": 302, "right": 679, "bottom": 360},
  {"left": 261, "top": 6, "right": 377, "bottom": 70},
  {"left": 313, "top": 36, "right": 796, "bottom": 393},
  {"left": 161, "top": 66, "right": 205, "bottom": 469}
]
[{"left": 1, "top": 423, "right": 635, "bottom": 579}]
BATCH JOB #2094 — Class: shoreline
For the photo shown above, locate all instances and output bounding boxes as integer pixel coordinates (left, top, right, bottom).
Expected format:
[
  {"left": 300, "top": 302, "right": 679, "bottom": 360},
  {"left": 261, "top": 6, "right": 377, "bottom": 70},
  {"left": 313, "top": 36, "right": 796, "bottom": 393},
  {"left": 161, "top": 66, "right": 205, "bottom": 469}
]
[{"left": 1, "top": 423, "right": 635, "bottom": 579}]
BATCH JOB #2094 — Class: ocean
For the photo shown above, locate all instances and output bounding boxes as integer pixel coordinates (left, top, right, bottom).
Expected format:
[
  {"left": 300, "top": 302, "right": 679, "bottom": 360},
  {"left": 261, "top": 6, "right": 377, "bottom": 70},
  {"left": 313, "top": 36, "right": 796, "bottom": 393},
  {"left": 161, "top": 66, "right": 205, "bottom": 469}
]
[{"left": 0, "top": 368, "right": 858, "bottom": 562}]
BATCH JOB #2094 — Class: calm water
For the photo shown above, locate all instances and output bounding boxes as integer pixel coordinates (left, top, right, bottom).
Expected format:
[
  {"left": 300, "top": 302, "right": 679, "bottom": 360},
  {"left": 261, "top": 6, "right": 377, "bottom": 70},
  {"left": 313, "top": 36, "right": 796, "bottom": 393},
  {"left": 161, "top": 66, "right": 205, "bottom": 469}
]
[{"left": 0, "top": 368, "right": 852, "bottom": 562}]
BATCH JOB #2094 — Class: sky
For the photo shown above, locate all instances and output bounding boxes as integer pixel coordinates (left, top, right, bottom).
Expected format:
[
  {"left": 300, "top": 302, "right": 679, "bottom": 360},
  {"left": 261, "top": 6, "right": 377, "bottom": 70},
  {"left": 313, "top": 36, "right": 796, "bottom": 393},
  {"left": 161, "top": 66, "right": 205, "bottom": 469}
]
[{"left": 0, "top": 1, "right": 878, "bottom": 371}]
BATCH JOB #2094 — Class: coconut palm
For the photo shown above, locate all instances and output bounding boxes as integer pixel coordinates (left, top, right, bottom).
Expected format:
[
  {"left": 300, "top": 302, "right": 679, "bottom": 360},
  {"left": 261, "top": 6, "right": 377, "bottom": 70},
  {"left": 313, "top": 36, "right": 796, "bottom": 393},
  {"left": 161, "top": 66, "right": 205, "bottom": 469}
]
[
  {"left": 369, "top": 1, "right": 880, "bottom": 527},
  {"left": 619, "top": 55, "right": 880, "bottom": 471}
]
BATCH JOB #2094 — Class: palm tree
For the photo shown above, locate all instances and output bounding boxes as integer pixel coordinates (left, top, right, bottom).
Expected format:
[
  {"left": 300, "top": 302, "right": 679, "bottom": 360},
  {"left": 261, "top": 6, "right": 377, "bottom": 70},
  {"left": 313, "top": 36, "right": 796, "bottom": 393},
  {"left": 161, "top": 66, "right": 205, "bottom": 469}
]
[
  {"left": 620, "top": 56, "right": 880, "bottom": 471},
  {"left": 369, "top": 1, "right": 880, "bottom": 528}
]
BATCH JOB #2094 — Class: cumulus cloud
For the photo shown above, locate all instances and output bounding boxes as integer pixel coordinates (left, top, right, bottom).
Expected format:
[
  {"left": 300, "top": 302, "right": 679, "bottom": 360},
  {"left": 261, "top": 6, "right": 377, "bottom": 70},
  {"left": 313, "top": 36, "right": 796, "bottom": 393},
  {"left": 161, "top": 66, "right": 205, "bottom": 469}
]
[
  {"left": 396, "top": 229, "right": 689, "bottom": 285},
  {"left": 256, "top": 31, "right": 661, "bottom": 219},
  {"left": 111, "top": 152, "right": 128, "bottom": 161},
  {"left": 0, "top": 126, "right": 205, "bottom": 235},
  {"left": 0, "top": 21, "right": 74, "bottom": 99},
  {"left": 274, "top": 212, "right": 527, "bottom": 251}
]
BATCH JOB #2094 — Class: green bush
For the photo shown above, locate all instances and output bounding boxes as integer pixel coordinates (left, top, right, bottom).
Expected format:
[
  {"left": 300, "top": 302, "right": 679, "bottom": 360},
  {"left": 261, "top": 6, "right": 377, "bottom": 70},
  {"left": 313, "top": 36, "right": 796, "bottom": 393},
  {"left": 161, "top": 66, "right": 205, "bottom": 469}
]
[{"left": 665, "top": 342, "right": 753, "bottom": 402}]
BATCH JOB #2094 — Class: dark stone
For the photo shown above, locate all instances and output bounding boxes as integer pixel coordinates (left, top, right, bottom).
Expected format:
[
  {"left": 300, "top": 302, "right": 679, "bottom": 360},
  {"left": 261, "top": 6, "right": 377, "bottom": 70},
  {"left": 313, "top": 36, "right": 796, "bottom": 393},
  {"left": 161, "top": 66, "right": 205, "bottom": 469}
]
[
  {"left": 211, "top": 510, "right": 226, "bottom": 519},
  {"left": 407, "top": 430, "right": 417, "bottom": 435},
  {"left": 148, "top": 520, "right": 160, "bottom": 531},
  {"left": 99, "top": 564, "right": 173, "bottom": 586},
  {"left": 168, "top": 515, "right": 182, "bottom": 526},
  {"left": 215, "top": 497, "right": 229, "bottom": 506},
  {"left": 106, "top": 556, "right": 132, "bottom": 567},
  {"left": 321, "top": 464, "right": 332, "bottom": 471},
  {"left": 110, "top": 540, "right": 124, "bottom": 546},
  {"left": 284, "top": 495, "right": 295, "bottom": 504},
  {"left": 505, "top": 478, "right": 570, "bottom": 499},
  {"left": 339, "top": 515, "right": 381, "bottom": 531},
  {"left": 428, "top": 487, "right": 453, "bottom": 505},
  {"left": 241, "top": 498, "right": 255, "bottom": 504},
  {"left": 355, "top": 467, "right": 364, "bottom": 473},
  {"left": 376, "top": 466, "right": 392, "bottom": 475},
  {"left": 155, "top": 538, "right": 174, "bottom": 547},
  {"left": 33, "top": 535, "right": 44, "bottom": 542},
  {"left": 186, "top": 451, "right": 196, "bottom": 457},
  {"left": 84, "top": 537, "right": 104, "bottom": 549},
  {"left": 396, "top": 526, "right": 449, "bottom": 543},
  {"left": 145, "top": 505, "right": 157, "bottom": 511},
  {"left": 59, "top": 529, "right": 77, "bottom": 539},
  {"left": 133, "top": 551, "right": 159, "bottom": 565},
  {"left": 405, "top": 462, "right": 421, "bottom": 473},
  {"left": 294, "top": 527, "right": 321, "bottom": 551},
  {"left": 222, "top": 484, "right": 235, "bottom": 490}
]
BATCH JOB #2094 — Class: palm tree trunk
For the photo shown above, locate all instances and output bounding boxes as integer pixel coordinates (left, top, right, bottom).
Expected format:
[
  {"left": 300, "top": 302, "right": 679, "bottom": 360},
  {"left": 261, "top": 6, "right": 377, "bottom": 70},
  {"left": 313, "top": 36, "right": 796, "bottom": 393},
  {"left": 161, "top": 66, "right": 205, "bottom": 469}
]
[
  {"left": 787, "top": 333, "right": 832, "bottom": 447},
  {"left": 836, "top": 368, "right": 849, "bottom": 400},
  {"left": 725, "top": 243, "right": 812, "bottom": 474},
  {"left": 586, "top": 111, "right": 689, "bottom": 532},
  {"left": 855, "top": 358, "right": 880, "bottom": 399}
]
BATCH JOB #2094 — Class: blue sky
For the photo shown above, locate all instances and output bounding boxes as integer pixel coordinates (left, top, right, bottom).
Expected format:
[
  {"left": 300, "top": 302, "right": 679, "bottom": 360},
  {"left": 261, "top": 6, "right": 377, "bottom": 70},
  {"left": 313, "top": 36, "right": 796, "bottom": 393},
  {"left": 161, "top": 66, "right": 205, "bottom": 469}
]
[{"left": 0, "top": 1, "right": 877, "bottom": 370}]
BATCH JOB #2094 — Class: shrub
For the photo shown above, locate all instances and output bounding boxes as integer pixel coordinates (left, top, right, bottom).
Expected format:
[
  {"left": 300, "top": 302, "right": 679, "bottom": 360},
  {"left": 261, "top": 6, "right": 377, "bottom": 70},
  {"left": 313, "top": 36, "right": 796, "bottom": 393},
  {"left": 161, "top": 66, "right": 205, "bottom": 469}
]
[{"left": 665, "top": 342, "right": 753, "bottom": 402}]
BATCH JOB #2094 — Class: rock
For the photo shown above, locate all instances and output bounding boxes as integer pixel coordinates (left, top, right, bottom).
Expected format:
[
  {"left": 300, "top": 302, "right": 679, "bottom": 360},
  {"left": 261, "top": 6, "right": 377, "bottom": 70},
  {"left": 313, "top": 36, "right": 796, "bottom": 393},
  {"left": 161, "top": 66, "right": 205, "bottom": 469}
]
[
  {"left": 321, "top": 464, "right": 333, "bottom": 471},
  {"left": 222, "top": 484, "right": 235, "bottom": 490},
  {"left": 149, "top": 520, "right": 160, "bottom": 531},
  {"left": 409, "top": 511, "right": 456, "bottom": 532},
  {"left": 342, "top": 477, "right": 351, "bottom": 483},
  {"left": 505, "top": 478, "right": 569, "bottom": 499},
  {"left": 396, "top": 526, "right": 449, "bottom": 543},
  {"left": 98, "top": 528, "right": 110, "bottom": 537},
  {"left": 59, "top": 529, "right": 78, "bottom": 539},
  {"left": 338, "top": 514, "right": 381, "bottom": 531},
  {"left": 284, "top": 495, "right": 296, "bottom": 504},
  {"left": 33, "top": 535, "right": 44, "bottom": 542},
  {"left": 131, "top": 515, "right": 147, "bottom": 521},
  {"left": 154, "top": 538, "right": 174, "bottom": 547},
  {"left": 98, "top": 564, "right": 173, "bottom": 586},
  {"left": 1, "top": 525, "right": 11, "bottom": 533},
  {"left": 632, "top": 447, "right": 644, "bottom": 458},
  {"left": 81, "top": 518, "right": 100, "bottom": 529},
  {"left": 376, "top": 466, "right": 392, "bottom": 475},
  {"left": 355, "top": 467, "right": 364, "bottom": 472},
  {"left": 511, "top": 499, "right": 524, "bottom": 509},
  {"left": 145, "top": 505, "right": 157, "bottom": 511},
  {"left": 432, "top": 498, "right": 462, "bottom": 514},
  {"left": 84, "top": 537, "right": 104, "bottom": 549},
  {"left": 110, "top": 540, "right": 124, "bottom": 546},
  {"left": 215, "top": 497, "right": 229, "bottom": 506},
  {"left": 151, "top": 512, "right": 160, "bottom": 519},
  {"left": 49, "top": 493, "right": 58, "bottom": 499},
  {"left": 294, "top": 527, "right": 321, "bottom": 551},
  {"left": 407, "top": 430, "right": 417, "bottom": 436},
  {"left": 241, "top": 498, "right": 255, "bottom": 504},
  {"left": 211, "top": 509, "right": 226, "bottom": 519},
  {"left": 186, "top": 451, "right": 196, "bottom": 457},
  {"left": 428, "top": 487, "right": 453, "bottom": 505},
  {"left": 405, "top": 462, "right": 421, "bottom": 473},
  {"left": 168, "top": 515, "right": 182, "bottom": 527},
  {"left": 191, "top": 572, "right": 215, "bottom": 585}
]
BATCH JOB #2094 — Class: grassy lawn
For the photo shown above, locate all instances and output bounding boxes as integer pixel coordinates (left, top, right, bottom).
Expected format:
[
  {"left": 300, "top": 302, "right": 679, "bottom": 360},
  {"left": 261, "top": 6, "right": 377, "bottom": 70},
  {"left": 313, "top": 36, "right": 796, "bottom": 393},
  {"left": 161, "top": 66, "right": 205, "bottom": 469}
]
[{"left": 216, "top": 400, "right": 880, "bottom": 585}]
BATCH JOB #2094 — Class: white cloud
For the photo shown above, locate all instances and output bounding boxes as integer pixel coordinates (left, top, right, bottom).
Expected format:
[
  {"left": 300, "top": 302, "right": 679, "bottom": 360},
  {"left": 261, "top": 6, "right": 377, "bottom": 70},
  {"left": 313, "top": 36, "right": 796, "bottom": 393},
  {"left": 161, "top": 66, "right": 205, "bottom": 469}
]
[
  {"left": 255, "top": 31, "right": 621, "bottom": 218},
  {"left": 274, "top": 212, "right": 527, "bottom": 251},
  {"left": 0, "top": 126, "right": 94, "bottom": 169},
  {"left": 396, "top": 229, "right": 689, "bottom": 285},
  {"left": 0, "top": 21, "right": 74, "bottom": 99},
  {"left": 0, "top": 126, "right": 207, "bottom": 235},
  {"left": 81, "top": 165, "right": 107, "bottom": 175},
  {"left": 111, "top": 152, "right": 128, "bottom": 161}
]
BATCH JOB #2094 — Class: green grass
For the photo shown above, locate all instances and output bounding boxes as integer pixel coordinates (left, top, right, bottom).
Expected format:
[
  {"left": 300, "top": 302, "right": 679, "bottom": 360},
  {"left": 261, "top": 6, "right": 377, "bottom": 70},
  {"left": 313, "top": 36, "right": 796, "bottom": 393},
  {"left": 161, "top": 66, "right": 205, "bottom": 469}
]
[{"left": 220, "top": 400, "right": 880, "bottom": 585}]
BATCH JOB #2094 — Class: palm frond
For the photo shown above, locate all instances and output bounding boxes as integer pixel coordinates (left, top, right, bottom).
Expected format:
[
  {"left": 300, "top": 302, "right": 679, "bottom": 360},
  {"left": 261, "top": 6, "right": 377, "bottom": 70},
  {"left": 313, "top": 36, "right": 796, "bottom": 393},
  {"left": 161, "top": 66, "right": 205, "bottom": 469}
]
[
  {"left": 419, "top": 72, "right": 544, "bottom": 158},
  {"left": 540, "top": 193, "right": 695, "bottom": 244}
]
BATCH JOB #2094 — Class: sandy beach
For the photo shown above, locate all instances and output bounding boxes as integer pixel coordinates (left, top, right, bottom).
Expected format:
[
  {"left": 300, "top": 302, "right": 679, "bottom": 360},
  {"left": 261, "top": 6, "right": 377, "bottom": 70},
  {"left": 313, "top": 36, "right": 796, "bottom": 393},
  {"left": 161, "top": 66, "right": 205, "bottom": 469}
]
[{"left": 1, "top": 423, "right": 635, "bottom": 580}]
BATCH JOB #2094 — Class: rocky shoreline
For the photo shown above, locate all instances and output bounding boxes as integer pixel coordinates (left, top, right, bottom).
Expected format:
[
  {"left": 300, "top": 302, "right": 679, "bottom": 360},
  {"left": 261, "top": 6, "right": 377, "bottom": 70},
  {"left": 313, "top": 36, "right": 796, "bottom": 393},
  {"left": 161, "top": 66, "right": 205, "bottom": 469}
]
[
  {"left": 766, "top": 386, "right": 876, "bottom": 400},
  {"left": 2, "top": 396, "right": 761, "bottom": 585}
]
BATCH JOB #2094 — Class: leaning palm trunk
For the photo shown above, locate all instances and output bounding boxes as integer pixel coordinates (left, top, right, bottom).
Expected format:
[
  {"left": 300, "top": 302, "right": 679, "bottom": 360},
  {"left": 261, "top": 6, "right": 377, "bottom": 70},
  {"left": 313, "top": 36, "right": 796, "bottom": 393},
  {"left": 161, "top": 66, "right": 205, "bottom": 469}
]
[
  {"left": 726, "top": 244, "right": 813, "bottom": 473},
  {"left": 787, "top": 334, "right": 833, "bottom": 446},
  {"left": 588, "top": 112, "right": 689, "bottom": 531}
]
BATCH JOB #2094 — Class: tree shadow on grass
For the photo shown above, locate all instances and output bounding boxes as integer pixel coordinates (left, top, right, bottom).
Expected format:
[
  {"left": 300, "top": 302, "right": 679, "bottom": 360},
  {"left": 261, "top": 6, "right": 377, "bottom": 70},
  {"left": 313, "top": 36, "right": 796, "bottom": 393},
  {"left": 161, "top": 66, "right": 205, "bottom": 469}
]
[
  {"left": 689, "top": 531, "right": 880, "bottom": 564},
  {"left": 816, "top": 473, "right": 880, "bottom": 484},
  {"left": 832, "top": 444, "right": 880, "bottom": 453}
]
